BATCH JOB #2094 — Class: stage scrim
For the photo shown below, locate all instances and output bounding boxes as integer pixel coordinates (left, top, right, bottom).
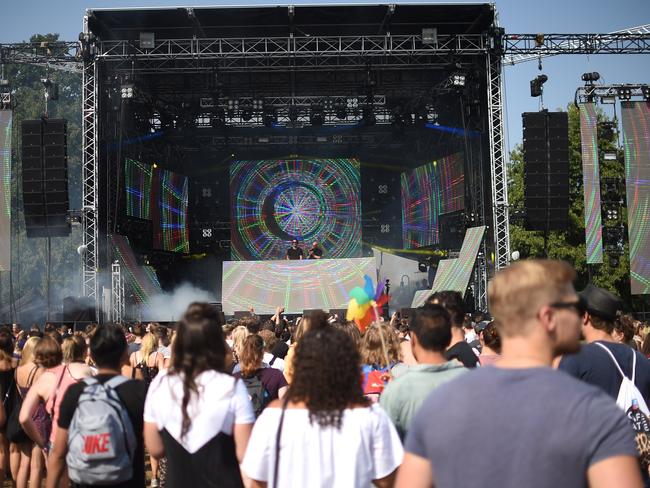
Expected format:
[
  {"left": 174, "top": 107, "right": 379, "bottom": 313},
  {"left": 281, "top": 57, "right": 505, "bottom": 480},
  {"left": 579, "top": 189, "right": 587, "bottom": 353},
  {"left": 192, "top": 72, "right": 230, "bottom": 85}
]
[{"left": 222, "top": 258, "right": 375, "bottom": 314}]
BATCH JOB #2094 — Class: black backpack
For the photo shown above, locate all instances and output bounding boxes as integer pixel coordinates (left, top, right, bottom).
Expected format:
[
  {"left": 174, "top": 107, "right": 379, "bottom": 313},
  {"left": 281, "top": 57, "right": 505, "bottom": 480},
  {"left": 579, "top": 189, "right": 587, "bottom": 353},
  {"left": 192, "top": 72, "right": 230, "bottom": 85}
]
[{"left": 242, "top": 373, "right": 270, "bottom": 417}]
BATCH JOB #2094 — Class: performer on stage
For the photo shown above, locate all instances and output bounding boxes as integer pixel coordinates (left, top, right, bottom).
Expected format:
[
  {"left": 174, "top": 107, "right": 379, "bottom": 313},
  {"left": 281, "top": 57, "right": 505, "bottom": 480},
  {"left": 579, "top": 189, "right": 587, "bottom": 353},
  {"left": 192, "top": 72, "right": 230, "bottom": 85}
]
[
  {"left": 286, "top": 239, "right": 304, "bottom": 260},
  {"left": 307, "top": 241, "right": 323, "bottom": 260}
]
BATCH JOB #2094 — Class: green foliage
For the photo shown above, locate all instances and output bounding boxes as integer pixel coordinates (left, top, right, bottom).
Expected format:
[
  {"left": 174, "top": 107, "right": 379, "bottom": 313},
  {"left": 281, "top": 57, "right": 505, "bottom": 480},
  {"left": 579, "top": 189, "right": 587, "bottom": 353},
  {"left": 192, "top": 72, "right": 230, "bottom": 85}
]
[
  {"left": 508, "top": 104, "right": 645, "bottom": 310},
  {"left": 1, "top": 33, "right": 83, "bottom": 323}
]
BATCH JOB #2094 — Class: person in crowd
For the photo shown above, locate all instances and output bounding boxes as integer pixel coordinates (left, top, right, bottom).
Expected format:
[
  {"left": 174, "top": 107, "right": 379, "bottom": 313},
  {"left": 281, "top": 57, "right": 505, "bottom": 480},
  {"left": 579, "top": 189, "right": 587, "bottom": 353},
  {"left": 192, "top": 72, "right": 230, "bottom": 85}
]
[
  {"left": 380, "top": 304, "right": 466, "bottom": 440},
  {"left": 613, "top": 313, "right": 639, "bottom": 350},
  {"left": 20, "top": 335, "right": 92, "bottom": 466},
  {"left": 463, "top": 315, "right": 481, "bottom": 353},
  {"left": 144, "top": 303, "right": 255, "bottom": 488},
  {"left": 284, "top": 312, "right": 329, "bottom": 384},
  {"left": 333, "top": 320, "right": 363, "bottom": 351},
  {"left": 258, "top": 329, "right": 285, "bottom": 372},
  {"left": 396, "top": 259, "right": 641, "bottom": 488},
  {"left": 0, "top": 330, "right": 18, "bottom": 487},
  {"left": 242, "top": 326, "right": 403, "bottom": 488},
  {"left": 152, "top": 324, "right": 172, "bottom": 368},
  {"left": 129, "top": 332, "right": 164, "bottom": 385},
  {"left": 61, "top": 335, "right": 94, "bottom": 378},
  {"left": 390, "top": 313, "right": 417, "bottom": 367},
  {"left": 46, "top": 324, "right": 147, "bottom": 488},
  {"left": 642, "top": 333, "right": 650, "bottom": 360},
  {"left": 12, "top": 324, "right": 22, "bottom": 339},
  {"left": 360, "top": 322, "right": 406, "bottom": 400},
  {"left": 286, "top": 239, "right": 304, "bottom": 260},
  {"left": 478, "top": 321, "right": 501, "bottom": 366},
  {"left": 427, "top": 291, "right": 480, "bottom": 368},
  {"left": 231, "top": 325, "right": 250, "bottom": 373},
  {"left": 11, "top": 337, "right": 45, "bottom": 488},
  {"left": 558, "top": 284, "right": 650, "bottom": 402},
  {"left": 128, "top": 323, "right": 145, "bottom": 355},
  {"left": 235, "top": 335, "right": 288, "bottom": 415}
]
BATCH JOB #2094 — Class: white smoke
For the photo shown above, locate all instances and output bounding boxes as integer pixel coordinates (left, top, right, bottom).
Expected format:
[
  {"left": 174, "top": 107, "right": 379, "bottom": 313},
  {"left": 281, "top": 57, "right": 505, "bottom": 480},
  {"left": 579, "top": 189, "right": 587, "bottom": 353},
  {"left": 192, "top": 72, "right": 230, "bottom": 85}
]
[{"left": 141, "top": 282, "right": 216, "bottom": 322}]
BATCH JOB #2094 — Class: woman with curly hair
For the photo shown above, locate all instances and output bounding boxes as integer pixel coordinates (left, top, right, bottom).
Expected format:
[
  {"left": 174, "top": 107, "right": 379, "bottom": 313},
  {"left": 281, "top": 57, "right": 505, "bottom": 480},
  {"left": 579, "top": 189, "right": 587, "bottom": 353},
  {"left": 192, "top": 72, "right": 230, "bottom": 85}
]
[
  {"left": 144, "top": 303, "right": 255, "bottom": 488},
  {"left": 359, "top": 322, "right": 406, "bottom": 399},
  {"left": 242, "top": 326, "right": 403, "bottom": 488}
]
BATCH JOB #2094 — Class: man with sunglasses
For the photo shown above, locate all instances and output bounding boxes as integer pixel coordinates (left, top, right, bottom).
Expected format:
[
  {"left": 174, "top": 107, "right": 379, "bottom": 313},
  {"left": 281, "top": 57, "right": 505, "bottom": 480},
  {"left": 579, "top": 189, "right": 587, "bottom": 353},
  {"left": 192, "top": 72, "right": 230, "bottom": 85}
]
[
  {"left": 558, "top": 284, "right": 650, "bottom": 404},
  {"left": 397, "top": 260, "right": 641, "bottom": 488}
]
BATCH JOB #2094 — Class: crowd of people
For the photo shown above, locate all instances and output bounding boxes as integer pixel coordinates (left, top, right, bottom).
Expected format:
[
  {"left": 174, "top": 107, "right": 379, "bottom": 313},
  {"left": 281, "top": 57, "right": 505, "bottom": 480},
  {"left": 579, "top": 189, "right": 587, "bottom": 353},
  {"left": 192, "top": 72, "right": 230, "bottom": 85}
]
[{"left": 0, "top": 259, "right": 649, "bottom": 487}]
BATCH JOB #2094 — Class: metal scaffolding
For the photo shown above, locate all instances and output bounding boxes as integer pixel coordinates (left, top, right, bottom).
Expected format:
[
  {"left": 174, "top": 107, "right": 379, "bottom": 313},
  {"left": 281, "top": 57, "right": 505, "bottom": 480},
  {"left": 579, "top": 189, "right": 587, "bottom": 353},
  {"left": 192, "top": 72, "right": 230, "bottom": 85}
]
[
  {"left": 111, "top": 261, "right": 125, "bottom": 324},
  {"left": 2, "top": 16, "right": 650, "bottom": 314}
]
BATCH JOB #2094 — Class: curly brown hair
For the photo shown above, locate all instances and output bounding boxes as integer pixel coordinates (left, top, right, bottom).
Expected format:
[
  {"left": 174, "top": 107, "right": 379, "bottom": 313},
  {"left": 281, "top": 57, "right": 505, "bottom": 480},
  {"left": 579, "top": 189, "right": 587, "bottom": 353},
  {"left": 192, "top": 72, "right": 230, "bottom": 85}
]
[
  {"left": 170, "top": 302, "right": 227, "bottom": 439},
  {"left": 359, "top": 322, "right": 401, "bottom": 367},
  {"left": 288, "top": 327, "right": 367, "bottom": 428}
]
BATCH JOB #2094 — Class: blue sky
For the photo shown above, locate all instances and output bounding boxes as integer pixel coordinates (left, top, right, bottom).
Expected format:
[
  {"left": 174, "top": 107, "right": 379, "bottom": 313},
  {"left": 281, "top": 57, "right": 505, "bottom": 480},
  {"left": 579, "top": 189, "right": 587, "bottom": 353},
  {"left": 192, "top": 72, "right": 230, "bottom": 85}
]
[{"left": 2, "top": 0, "right": 649, "bottom": 149}]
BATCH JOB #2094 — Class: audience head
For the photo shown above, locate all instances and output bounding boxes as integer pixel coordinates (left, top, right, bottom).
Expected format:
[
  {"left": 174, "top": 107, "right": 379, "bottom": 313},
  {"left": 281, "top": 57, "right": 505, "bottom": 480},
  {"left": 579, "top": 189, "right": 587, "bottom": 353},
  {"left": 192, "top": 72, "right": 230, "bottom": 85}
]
[
  {"left": 258, "top": 329, "right": 277, "bottom": 354},
  {"left": 409, "top": 305, "right": 452, "bottom": 356},
  {"left": 90, "top": 325, "right": 127, "bottom": 370},
  {"left": 34, "top": 335, "right": 63, "bottom": 368},
  {"left": 579, "top": 284, "right": 622, "bottom": 335},
  {"left": 62, "top": 334, "right": 87, "bottom": 364},
  {"left": 359, "top": 322, "right": 401, "bottom": 368},
  {"left": 239, "top": 334, "right": 265, "bottom": 377},
  {"left": 613, "top": 313, "right": 636, "bottom": 346},
  {"left": 20, "top": 336, "right": 41, "bottom": 365},
  {"left": 289, "top": 327, "right": 366, "bottom": 427},
  {"left": 0, "top": 331, "right": 14, "bottom": 361},
  {"left": 231, "top": 325, "right": 249, "bottom": 360},
  {"left": 332, "top": 321, "right": 362, "bottom": 349},
  {"left": 428, "top": 291, "right": 465, "bottom": 329},
  {"left": 488, "top": 259, "right": 581, "bottom": 354},
  {"left": 132, "top": 323, "right": 145, "bottom": 338},
  {"left": 480, "top": 322, "right": 502, "bottom": 354}
]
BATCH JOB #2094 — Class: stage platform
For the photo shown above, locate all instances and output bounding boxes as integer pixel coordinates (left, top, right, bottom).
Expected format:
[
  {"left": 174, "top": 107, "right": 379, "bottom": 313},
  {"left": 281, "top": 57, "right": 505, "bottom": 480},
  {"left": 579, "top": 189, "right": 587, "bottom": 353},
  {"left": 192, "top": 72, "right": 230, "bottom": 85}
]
[{"left": 222, "top": 257, "right": 375, "bottom": 314}]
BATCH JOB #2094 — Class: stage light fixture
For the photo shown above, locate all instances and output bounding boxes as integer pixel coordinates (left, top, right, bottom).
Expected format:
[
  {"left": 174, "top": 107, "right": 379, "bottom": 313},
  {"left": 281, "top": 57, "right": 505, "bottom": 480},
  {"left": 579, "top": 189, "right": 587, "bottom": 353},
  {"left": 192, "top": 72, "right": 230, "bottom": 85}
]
[
  {"left": 599, "top": 121, "right": 616, "bottom": 141},
  {"left": 602, "top": 150, "right": 618, "bottom": 161},
  {"left": 288, "top": 105, "right": 299, "bottom": 123},
  {"left": 362, "top": 107, "right": 376, "bottom": 126},
  {"left": 530, "top": 74, "right": 548, "bottom": 97},
  {"left": 139, "top": 32, "right": 155, "bottom": 49},
  {"left": 640, "top": 86, "right": 650, "bottom": 100},
  {"left": 581, "top": 72, "right": 600, "bottom": 83},
  {"left": 617, "top": 87, "right": 632, "bottom": 101},
  {"left": 451, "top": 73, "right": 466, "bottom": 87},
  {"left": 601, "top": 96, "right": 617, "bottom": 104},
  {"left": 310, "top": 105, "right": 324, "bottom": 126},
  {"left": 120, "top": 83, "right": 135, "bottom": 99},
  {"left": 418, "top": 260, "right": 428, "bottom": 272},
  {"left": 241, "top": 109, "right": 253, "bottom": 121},
  {"left": 421, "top": 27, "right": 437, "bottom": 45},
  {"left": 263, "top": 109, "right": 277, "bottom": 127}
]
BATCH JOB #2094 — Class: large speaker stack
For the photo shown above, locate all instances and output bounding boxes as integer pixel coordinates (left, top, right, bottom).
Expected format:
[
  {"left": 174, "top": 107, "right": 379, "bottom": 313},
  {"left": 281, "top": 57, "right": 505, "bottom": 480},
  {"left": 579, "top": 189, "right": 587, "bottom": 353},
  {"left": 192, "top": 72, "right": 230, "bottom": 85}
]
[
  {"left": 522, "top": 111, "right": 569, "bottom": 231},
  {"left": 21, "top": 118, "right": 71, "bottom": 237}
]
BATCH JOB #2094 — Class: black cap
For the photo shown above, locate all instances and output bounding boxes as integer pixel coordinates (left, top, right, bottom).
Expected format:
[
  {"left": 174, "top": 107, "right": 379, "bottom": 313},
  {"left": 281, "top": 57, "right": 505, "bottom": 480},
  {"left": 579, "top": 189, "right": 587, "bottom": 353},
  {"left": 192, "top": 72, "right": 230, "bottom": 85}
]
[{"left": 578, "top": 284, "right": 622, "bottom": 322}]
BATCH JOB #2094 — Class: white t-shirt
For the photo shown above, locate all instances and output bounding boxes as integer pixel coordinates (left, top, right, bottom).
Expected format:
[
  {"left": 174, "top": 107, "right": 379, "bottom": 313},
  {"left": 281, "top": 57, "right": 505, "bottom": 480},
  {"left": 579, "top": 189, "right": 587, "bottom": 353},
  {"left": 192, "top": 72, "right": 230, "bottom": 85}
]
[
  {"left": 242, "top": 403, "right": 403, "bottom": 487},
  {"left": 263, "top": 352, "right": 285, "bottom": 372},
  {"left": 144, "top": 370, "right": 255, "bottom": 453}
]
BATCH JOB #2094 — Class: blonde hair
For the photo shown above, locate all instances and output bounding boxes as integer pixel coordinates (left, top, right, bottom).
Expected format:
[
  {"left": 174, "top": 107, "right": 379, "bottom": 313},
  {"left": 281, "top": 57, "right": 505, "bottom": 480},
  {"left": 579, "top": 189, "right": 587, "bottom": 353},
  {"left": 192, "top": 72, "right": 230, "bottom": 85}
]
[
  {"left": 62, "top": 335, "right": 87, "bottom": 363},
  {"left": 140, "top": 333, "right": 158, "bottom": 360},
  {"left": 20, "top": 337, "right": 41, "bottom": 365},
  {"left": 489, "top": 259, "right": 576, "bottom": 337},
  {"left": 360, "top": 322, "right": 401, "bottom": 368},
  {"left": 231, "top": 326, "right": 249, "bottom": 360}
]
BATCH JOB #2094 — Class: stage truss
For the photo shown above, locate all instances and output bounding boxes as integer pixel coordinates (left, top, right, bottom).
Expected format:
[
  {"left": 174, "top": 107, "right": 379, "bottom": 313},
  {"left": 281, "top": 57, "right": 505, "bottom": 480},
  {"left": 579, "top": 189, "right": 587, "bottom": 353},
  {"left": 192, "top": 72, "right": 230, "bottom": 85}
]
[{"left": 1, "top": 8, "right": 650, "bottom": 316}]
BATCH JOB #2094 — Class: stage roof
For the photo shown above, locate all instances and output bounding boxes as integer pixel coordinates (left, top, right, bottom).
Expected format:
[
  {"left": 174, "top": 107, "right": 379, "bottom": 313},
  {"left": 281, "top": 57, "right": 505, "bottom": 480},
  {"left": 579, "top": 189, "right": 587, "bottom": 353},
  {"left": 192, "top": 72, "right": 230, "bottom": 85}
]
[{"left": 87, "top": 3, "right": 495, "bottom": 40}]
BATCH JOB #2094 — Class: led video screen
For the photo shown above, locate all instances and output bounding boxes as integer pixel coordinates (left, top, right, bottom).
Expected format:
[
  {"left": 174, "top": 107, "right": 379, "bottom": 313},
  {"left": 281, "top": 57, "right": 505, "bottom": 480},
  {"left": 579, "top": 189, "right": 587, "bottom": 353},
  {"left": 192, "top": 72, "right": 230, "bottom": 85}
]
[
  {"left": 579, "top": 103, "right": 604, "bottom": 264},
  {"left": 0, "top": 111, "right": 11, "bottom": 272},
  {"left": 153, "top": 169, "right": 189, "bottom": 253},
  {"left": 230, "top": 158, "right": 362, "bottom": 260},
  {"left": 111, "top": 234, "right": 163, "bottom": 303},
  {"left": 401, "top": 152, "right": 465, "bottom": 249},
  {"left": 222, "top": 257, "right": 375, "bottom": 314},
  {"left": 622, "top": 102, "right": 650, "bottom": 294},
  {"left": 124, "top": 158, "right": 153, "bottom": 220}
]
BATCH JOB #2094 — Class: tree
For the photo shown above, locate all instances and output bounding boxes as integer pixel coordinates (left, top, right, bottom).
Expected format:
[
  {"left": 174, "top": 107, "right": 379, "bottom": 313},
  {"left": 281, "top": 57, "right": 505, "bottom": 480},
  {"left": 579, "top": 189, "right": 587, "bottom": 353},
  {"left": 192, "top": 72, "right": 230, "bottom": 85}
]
[
  {"left": 508, "top": 103, "right": 647, "bottom": 312},
  {"left": 1, "top": 33, "right": 83, "bottom": 324}
]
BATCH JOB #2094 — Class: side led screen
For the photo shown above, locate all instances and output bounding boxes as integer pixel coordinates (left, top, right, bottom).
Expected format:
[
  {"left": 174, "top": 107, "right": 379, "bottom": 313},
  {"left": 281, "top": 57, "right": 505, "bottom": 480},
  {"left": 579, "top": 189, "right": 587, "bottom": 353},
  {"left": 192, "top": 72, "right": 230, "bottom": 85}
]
[
  {"left": 579, "top": 103, "right": 604, "bottom": 264},
  {"left": 111, "top": 233, "right": 162, "bottom": 303},
  {"left": 153, "top": 169, "right": 189, "bottom": 253},
  {"left": 401, "top": 153, "right": 465, "bottom": 248},
  {"left": 230, "top": 158, "right": 362, "bottom": 260},
  {"left": 0, "top": 110, "right": 11, "bottom": 272},
  {"left": 621, "top": 102, "right": 650, "bottom": 294},
  {"left": 124, "top": 158, "right": 153, "bottom": 220},
  {"left": 222, "top": 257, "right": 375, "bottom": 314}
]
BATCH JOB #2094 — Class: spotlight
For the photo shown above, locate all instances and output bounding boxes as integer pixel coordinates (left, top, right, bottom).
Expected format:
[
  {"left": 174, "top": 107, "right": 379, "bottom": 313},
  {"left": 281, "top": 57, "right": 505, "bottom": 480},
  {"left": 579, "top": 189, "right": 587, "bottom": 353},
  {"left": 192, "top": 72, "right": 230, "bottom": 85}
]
[
  {"left": 120, "top": 83, "right": 135, "bottom": 99},
  {"left": 530, "top": 74, "right": 548, "bottom": 98},
  {"left": 451, "top": 73, "right": 466, "bottom": 87},
  {"left": 581, "top": 72, "right": 601, "bottom": 84},
  {"left": 310, "top": 105, "right": 324, "bottom": 127},
  {"left": 602, "top": 150, "right": 618, "bottom": 161},
  {"left": 599, "top": 121, "right": 616, "bottom": 141},
  {"left": 643, "top": 85, "right": 650, "bottom": 101},
  {"left": 617, "top": 87, "right": 632, "bottom": 101},
  {"left": 418, "top": 260, "right": 428, "bottom": 272},
  {"left": 263, "top": 109, "right": 277, "bottom": 127}
]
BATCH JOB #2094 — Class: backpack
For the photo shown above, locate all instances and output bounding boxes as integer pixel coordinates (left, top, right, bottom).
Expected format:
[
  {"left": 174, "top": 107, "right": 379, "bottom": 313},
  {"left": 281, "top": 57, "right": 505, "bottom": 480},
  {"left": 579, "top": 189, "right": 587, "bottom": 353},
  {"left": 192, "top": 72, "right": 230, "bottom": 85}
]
[
  {"left": 66, "top": 376, "right": 137, "bottom": 485},
  {"left": 243, "top": 373, "right": 270, "bottom": 417},
  {"left": 362, "top": 364, "right": 393, "bottom": 399},
  {"left": 595, "top": 342, "right": 650, "bottom": 469}
]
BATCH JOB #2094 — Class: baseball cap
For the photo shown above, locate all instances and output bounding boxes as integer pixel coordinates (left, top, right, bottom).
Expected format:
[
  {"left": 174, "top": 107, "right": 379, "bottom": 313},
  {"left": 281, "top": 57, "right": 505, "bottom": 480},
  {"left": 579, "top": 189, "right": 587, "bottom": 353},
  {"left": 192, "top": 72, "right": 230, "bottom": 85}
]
[{"left": 578, "top": 284, "right": 622, "bottom": 322}]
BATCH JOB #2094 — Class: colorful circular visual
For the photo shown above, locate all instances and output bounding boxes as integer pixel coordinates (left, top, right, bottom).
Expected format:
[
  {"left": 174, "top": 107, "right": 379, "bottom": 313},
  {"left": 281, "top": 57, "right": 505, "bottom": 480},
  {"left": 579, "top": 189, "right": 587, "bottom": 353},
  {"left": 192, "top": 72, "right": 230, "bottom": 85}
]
[{"left": 230, "top": 158, "right": 362, "bottom": 260}]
